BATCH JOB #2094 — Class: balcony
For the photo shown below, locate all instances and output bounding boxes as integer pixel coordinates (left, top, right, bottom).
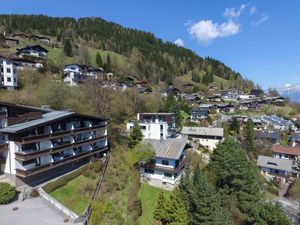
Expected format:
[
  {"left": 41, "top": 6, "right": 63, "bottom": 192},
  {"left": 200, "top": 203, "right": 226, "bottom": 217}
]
[
  {"left": 15, "top": 146, "right": 108, "bottom": 177},
  {"left": 15, "top": 135, "right": 107, "bottom": 161},
  {"left": 142, "top": 158, "right": 186, "bottom": 174},
  {"left": 0, "top": 156, "right": 5, "bottom": 164},
  {"left": 20, "top": 123, "right": 107, "bottom": 144},
  {"left": 0, "top": 143, "right": 8, "bottom": 151}
]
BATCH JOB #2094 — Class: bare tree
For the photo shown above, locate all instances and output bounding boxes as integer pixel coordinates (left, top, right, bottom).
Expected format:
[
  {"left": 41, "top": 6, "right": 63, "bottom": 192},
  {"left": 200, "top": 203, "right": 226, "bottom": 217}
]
[{"left": 85, "top": 79, "right": 112, "bottom": 118}]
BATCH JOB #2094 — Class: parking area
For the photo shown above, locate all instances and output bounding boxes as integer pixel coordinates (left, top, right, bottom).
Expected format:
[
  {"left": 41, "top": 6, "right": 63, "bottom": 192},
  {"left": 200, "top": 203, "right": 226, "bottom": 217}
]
[{"left": 0, "top": 197, "right": 77, "bottom": 225}]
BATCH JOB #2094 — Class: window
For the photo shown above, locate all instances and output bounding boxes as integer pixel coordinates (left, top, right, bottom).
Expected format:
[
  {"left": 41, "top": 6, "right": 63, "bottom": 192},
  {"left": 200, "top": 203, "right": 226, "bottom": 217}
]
[
  {"left": 7, "top": 77, "right": 11, "bottom": 82},
  {"left": 164, "top": 172, "right": 172, "bottom": 178},
  {"left": 145, "top": 169, "right": 154, "bottom": 174},
  {"left": 6, "top": 68, "right": 11, "bottom": 73},
  {"left": 22, "top": 159, "right": 37, "bottom": 166},
  {"left": 162, "top": 160, "right": 169, "bottom": 166},
  {"left": 160, "top": 125, "right": 163, "bottom": 130},
  {"left": 14, "top": 78, "right": 16, "bottom": 83}
]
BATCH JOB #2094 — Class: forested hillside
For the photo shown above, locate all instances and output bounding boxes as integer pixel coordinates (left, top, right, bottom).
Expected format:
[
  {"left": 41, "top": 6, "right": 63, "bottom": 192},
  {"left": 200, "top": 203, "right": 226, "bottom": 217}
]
[{"left": 0, "top": 14, "right": 254, "bottom": 89}]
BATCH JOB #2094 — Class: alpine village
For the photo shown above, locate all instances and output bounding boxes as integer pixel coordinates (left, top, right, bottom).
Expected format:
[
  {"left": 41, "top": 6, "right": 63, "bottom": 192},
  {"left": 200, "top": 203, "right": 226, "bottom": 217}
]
[{"left": 0, "top": 14, "right": 300, "bottom": 225}]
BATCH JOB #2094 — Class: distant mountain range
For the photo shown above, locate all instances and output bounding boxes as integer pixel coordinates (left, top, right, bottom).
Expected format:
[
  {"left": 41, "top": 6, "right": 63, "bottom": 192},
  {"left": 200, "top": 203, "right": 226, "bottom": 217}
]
[{"left": 277, "top": 84, "right": 300, "bottom": 102}]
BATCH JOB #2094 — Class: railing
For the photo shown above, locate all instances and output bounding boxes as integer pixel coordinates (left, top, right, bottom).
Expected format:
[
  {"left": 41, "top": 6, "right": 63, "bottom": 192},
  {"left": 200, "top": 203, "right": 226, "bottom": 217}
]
[
  {"left": 0, "top": 143, "right": 8, "bottom": 151},
  {"left": 20, "top": 124, "right": 106, "bottom": 144},
  {"left": 143, "top": 158, "right": 186, "bottom": 174},
  {"left": 15, "top": 135, "right": 107, "bottom": 161},
  {"left": 15, "top": 146, "right": 108, "bottom": 177},
  {"left": 83, "top": 155, "right": 110, "bottom": 224},
  {"left": 36, "top": 187, "right": 79, "bottom": 220}
]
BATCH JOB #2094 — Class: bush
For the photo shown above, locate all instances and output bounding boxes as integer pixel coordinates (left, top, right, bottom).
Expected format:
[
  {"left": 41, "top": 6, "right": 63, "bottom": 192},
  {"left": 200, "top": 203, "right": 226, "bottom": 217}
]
[
  {"left": 0, "top": 182, "right": 16, "bottom": 204},
  {"left": 83, "top": 168, "right": 97, "bottom": 179},
  {"left": 265, "top": 184, "right": 279, "bottom": 196},
  {"left": 43, "top": 165, "right": 88, "bottom": 193},
  {"left": 93, "top": 161, "right": 103, "bottom": 173}
]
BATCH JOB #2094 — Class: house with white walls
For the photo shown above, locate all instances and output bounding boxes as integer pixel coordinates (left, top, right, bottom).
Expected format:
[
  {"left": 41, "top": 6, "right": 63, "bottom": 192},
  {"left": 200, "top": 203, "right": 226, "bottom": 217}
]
[
  {"left": 181, "top": 126, "right": 224, "bottom": 150},
  {"left": 140, "top": 137, "right": 188, "bottom": 190}
]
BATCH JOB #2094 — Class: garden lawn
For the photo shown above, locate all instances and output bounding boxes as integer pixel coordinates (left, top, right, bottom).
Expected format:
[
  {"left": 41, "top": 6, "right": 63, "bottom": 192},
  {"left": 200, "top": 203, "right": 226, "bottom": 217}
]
[
  {"left": 138, "top": 183, "right": 171, "bottom": 225},
  {"left": 49, "top": 174, "right": 97, "bottom": 215}
]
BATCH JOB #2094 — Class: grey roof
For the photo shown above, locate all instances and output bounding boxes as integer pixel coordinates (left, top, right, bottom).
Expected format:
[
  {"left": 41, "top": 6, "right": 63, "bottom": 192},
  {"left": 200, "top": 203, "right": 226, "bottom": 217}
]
[
  {"left": 142, "top": 137, "right": 187, "bottom": 159},
  {"left": 257, "top": 155, "right": 293, "bottom": 172},
  {"left": 0, "top": 111, "right": 74, "bottom": 134},
  {"left": 181, "top": 126, "right": 224, "bottom": 137}
]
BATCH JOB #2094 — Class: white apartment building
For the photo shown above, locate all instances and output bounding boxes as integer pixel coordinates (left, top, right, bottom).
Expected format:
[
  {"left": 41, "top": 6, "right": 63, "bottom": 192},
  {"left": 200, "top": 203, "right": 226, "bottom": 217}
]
[
  {"left": 0, "top": 57, "right": 18, "bottom": 89},
  {"left": 181, "top": 126, "right": 224, "bottom": 151},
  {"left": 127, "top": 120, "right": 168, "bottom": 140},
  {"left": 0, "top": 102, "right": 108, "bottom": 186},
  {"left": 127, "top": 113, "right": 176, "bottom": 140}
]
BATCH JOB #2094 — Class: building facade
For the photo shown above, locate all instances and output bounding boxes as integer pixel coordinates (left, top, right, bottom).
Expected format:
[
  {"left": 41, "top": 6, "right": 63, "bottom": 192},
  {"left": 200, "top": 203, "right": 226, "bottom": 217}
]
[
  {"left": 140, "top": 138, "right": 187, "bottom": 190},
  {"left": 0, "top": 102, "right": 108, "bottom": 186},
  {"left": 0, "top": 57, "right": 18, "bottom": 89},
  {"left": 127, "top": 113, "right": 176, "bottom": 140},
  {"left": 181, "top": 126, "right": 224, "bottom": 150}
]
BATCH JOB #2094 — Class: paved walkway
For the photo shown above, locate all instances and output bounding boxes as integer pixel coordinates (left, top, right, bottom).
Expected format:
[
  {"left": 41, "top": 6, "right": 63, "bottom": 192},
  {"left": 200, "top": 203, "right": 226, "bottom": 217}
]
[{"left": 0, "top": 197, "right": 79, "bottom": 225}]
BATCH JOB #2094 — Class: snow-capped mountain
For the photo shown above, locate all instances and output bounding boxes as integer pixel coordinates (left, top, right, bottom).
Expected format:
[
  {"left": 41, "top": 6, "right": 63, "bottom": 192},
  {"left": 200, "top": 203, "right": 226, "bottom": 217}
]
[{"left": 277, "top": 84, "right": 300, "bottom": 102}]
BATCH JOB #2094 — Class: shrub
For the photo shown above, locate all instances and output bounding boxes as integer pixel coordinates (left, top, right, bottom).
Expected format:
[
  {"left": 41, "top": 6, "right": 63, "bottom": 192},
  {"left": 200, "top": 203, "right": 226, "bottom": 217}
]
[
  {"left": 43, "top": 165, "right": 88, "bottom": 193},
  {"left": 83, "top": 169, "right": 97, "bottom": 179},
  {"left": 0, "top": 182, "right": 16, "bottom": 204},
  {"left": 93, "top": 161, "right": 103, "bottom": 173},
  {"left": 265, "top": 184, "right": 279, "bottom": 196}
]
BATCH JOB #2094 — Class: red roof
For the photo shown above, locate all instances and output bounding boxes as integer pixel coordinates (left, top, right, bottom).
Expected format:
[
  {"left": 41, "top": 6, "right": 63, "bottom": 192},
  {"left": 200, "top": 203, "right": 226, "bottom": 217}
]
[{"left": 272, "top": 145, "right": 300, "bottom": 156}]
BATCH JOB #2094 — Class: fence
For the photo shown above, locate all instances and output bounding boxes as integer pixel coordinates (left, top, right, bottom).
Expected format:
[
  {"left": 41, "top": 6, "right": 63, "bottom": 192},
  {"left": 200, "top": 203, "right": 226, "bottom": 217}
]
[{"left": 83, "top": 155, "right": 110, "bottom": 224}]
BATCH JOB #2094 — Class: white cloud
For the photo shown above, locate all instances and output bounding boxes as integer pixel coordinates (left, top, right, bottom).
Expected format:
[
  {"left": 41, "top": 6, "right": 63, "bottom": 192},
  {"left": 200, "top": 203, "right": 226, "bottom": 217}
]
[
  {"left": 188, "top": 19, "right": 240, "bottom": 45},
  {"left": 224, "top": 4, "right": 247, "bottom": 19},
  {"left": 174, "top": 38, "right": 184, "bottom": 47},
  {"left": 184, "top": 20, "right": 192, "bottom": 26},
  {"left": 251, "top": 14, "right": 269, "bottom": 26},
  {"left": 249, "top": 6, "right": 257, "bottom": 15}
]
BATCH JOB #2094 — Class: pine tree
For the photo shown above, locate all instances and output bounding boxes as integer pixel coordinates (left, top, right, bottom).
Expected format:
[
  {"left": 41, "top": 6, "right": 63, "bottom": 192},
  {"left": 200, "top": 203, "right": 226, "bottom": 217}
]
[
  {"left": 106, "top": 54, "right": 112, "bottom": 72},
  {"left": 63, "top": 39, "right": 73, "bottom": 57},
  {"left": 244, "top": 118, "right": 254, "bottom": 154},
  {"left": 208, "top": 138, "right": 263, "bottom": 223},
  {"left": 96, "top": 52, "right": 103, "bottom": 68},
  {"left": 229, "top": 117, "right": 240, "bottom": 134},
  {"left": 154, "top": 191, "right": 168, "bottom": 224},
  {"left": 187, "top": 165, "right": 230, "bottom": 225},
  {"left": 167, "top": 189, "right": 189, "bottom": 225},
  {"left": 128, "top": 121, "right": 143, "bottom": 148}
]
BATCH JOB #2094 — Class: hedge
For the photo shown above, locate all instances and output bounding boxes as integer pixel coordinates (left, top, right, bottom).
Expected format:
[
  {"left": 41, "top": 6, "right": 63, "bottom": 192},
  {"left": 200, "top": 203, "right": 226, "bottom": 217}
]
[
  {"left": 0, "top": 182, "right": 16, "bottom": 204},
  {"left": 43, "top": 164, "right": 88, "bottom": 193}
]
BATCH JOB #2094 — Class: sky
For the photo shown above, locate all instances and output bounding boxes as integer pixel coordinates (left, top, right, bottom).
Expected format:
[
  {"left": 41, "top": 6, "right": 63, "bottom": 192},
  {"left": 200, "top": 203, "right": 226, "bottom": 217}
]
[{"left": 1, "top": 0, "right": 300, "bottom": 89}]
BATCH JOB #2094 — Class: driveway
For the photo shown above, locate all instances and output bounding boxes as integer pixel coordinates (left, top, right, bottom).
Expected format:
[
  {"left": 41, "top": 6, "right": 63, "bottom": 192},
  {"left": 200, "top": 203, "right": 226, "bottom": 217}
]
[{"left": 0, "top": 197, "right": 78, "bottom": 225}]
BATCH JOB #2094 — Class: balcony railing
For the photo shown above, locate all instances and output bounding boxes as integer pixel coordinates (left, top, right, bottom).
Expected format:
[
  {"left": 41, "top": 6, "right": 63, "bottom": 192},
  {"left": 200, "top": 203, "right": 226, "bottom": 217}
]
[
  {"left": 19, "top": 123, "right": 107, "bottom": 144},
  {"left": 142, "top": 158, "right": 186, "bottom": 174},
  {"left": 15, "top": 146, "right": 108, "bottom": 177},
  {"left": 15, "top": 135, "right": 107, "bottom": 161},
  {"left": 0, "top": 143, "right": 8, "bottom": 151}
]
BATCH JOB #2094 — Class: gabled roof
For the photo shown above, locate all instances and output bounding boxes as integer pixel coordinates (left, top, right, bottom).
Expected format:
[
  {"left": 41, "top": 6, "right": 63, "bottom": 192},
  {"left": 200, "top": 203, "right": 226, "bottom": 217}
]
[
  {"left": 181, "top": 126, "right": 224, "bottom": 137},
  {"left": 255, "top": 131, "right": 280, "bottom": 141},
  {"left": 142, "top": 137, "right": 187, "bottom": 159},
  {"left": 257, "top": 155, "right": 293, "bottom": 171},
  {"left": 272, "top": 145, "right": 300, "bottom": 156},
  {"left": 17, "top": 45, "right": 48, "bottom": 53}
]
